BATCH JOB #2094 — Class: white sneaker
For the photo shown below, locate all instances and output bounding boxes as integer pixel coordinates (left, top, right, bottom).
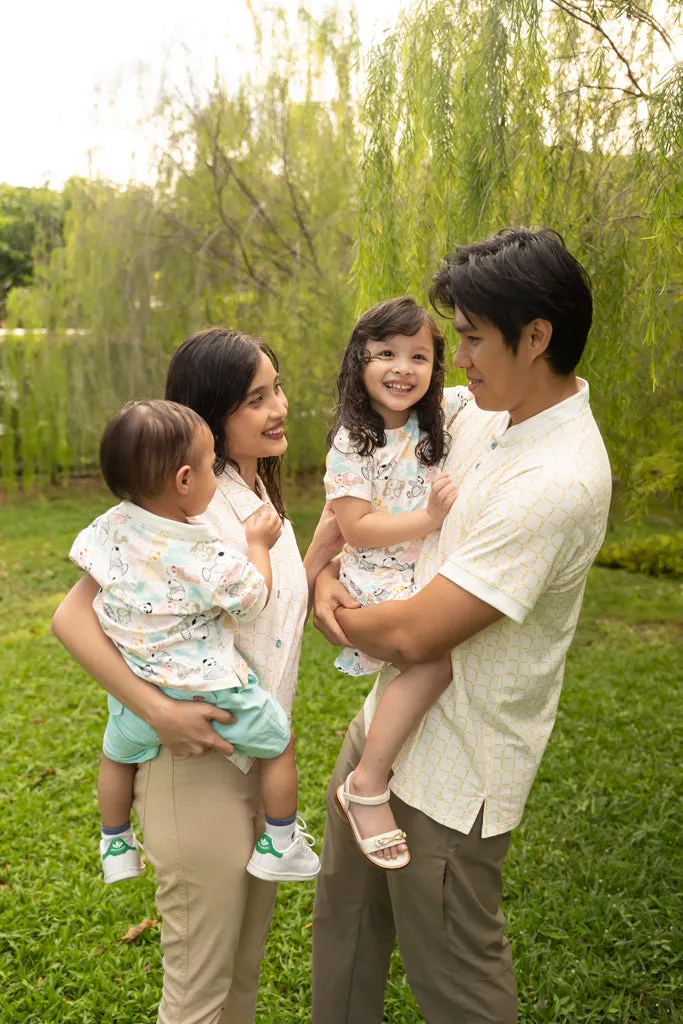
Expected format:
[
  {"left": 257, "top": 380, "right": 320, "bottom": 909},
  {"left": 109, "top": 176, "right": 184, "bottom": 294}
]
[
  {"left": 246, "top": 817, "right": 321, "bottom": 882},
  {"left": 100, "top": 831, "right": 145, "bottom": 884}
]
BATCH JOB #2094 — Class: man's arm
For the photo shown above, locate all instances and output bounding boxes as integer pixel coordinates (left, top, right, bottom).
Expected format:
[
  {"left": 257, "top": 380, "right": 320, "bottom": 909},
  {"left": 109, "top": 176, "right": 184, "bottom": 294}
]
[{"left": 335, "top": 574, "right": 502, "bottom": 664}]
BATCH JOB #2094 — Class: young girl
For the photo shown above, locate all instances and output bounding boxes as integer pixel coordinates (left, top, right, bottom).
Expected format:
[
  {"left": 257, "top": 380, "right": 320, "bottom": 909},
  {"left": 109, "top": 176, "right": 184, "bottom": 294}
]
[
  {"left": 324, "top": 296, "right": 469, "bottom": 869},
  {"left": 70, "top": 399, "right": 320, "bottom": 884}
]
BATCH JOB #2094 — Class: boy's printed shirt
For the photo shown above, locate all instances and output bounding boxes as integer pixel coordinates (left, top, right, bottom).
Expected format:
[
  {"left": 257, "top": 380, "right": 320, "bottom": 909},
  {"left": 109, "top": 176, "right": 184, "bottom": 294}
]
[
  {"left": 70, "top": 501, "right": 267, "bottom": 691},
  {"left": 324, "top": 386, "right": 470, "bottom": 676}
]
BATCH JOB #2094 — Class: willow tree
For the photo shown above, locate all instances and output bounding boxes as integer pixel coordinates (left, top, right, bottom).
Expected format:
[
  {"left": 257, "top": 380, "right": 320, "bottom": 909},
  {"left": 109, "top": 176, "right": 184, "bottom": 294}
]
[
  {"left": 1, "top": 6, "right": 360, "bottom": 489},
  {"left": 355, "top": 0, "right": 683, "bottom": 509}
]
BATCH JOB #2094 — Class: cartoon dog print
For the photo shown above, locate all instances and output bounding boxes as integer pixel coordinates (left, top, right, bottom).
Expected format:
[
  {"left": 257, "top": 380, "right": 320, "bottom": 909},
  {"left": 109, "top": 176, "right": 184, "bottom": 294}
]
[
  {"left": 102, "top": 601, "right": 132, "bottom": 626},
  {"left": 165, "top": 565, "right": 187, "bottom": 603},
  {"left": 202, "top": 657, "right": 228, "bottom": 683},
  {"left": 108, "top": 546, "right": 129, "bottom": 581},
  {"left": 150, "top": 650, "right": 173, "bottom": 666},
  {"left": 170, "top": 612, "right": 215, "bottom": 642},
  {"left": 202, "top": 551, "right": 234, "bottom": 586},
  {"left": 406, "top": 475, "right": 427, "bottom": 500},
  {"left": 190, "top": 540, "right": 217, "bottom": 563}
]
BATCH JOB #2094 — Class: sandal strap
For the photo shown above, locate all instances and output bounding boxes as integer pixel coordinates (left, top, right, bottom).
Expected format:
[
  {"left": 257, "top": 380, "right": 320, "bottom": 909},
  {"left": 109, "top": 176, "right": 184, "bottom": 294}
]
[
  {"left": 359, "top": 829, "right": 407, "bottom": 854},
  {"left": 343, "top": 784, "right": 391, "bottom": 807}
]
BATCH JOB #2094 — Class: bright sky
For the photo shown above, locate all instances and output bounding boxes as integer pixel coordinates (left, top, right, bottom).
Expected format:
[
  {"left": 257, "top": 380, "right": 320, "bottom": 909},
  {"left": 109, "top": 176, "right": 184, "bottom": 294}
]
[
  {"left": 4, "top": 1, "right": 680, "bottom": 189},
  {"left": 2, "top": 0, "right": 403, "bottom": 189}
]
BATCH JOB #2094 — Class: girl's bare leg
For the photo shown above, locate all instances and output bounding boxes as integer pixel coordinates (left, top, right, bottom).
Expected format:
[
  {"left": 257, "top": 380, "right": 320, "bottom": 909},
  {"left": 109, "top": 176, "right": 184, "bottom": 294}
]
[
  {"left": 348, "top": 656, "right": 452, "bottom": 860},
  {"left": 98, "top": 754, "right": 137, "bottom": 829}
]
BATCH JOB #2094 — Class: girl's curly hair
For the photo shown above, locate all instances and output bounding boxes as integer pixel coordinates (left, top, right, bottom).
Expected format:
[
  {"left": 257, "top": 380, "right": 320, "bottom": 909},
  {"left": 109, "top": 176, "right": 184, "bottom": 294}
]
[{"left": 328, "top": 296, "right": 447, "bottom": 466}]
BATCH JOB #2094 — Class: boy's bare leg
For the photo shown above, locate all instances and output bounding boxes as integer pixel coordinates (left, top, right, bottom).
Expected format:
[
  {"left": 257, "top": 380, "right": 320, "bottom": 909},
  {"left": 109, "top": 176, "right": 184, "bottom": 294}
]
[
  {"left": 98, "top": 754, "right": 137, "bottom": 828},
  {"left": 348, "top": 656, "right": 452, "bottom": 860},
  {"left": 259, "top": 735, "right": 298, "bottom": 822}
]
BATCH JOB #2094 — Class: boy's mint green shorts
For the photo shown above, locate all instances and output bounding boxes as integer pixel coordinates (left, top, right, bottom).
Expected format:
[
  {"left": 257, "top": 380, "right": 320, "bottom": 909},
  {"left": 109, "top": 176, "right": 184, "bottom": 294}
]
[{"left": 103, "top": 674, "right": 290, "bottom": 764}]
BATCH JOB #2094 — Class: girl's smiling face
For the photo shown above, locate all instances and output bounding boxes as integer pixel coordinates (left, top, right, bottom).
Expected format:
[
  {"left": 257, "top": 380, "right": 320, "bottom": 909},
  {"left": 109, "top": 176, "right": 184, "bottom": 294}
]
[
  {"left": 362, "top": 324, "right": 435, "bottom": 429},
  {"left": 223, "top": 351, "right": 289, "bottom": 467}
]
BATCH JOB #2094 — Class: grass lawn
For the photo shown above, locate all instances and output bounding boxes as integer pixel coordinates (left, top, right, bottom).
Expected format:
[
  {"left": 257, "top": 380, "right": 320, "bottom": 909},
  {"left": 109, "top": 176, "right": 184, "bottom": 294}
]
[{"left": 0, "top": 487, "right": 681, "bottom": 1023}]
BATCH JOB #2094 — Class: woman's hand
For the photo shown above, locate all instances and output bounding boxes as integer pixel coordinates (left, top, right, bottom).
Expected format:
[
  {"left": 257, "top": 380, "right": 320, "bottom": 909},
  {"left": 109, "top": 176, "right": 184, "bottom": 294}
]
[
  {"left": 313, "top": 561, "right": 360, "bottom": 646},
  {"left": 151, "top": 700, "right": 236, "bottom": 758}
]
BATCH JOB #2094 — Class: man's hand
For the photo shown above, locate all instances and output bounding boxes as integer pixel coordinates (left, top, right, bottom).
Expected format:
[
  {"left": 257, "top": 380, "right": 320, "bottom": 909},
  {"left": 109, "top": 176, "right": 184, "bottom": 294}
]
[
  {"left": 152, "top": 698, "right": 236, "bottom": 757},
  {"left": 313, "top": 563, "right": 360, "bottom": 646},
  {"left": 426, "top": 473, "right": 458, "bottom": 529}
]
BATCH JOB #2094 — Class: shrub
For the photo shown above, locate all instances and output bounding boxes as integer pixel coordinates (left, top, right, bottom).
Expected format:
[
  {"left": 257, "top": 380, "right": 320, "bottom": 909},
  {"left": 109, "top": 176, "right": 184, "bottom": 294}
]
[{"left": 596, "top": 533, "right": 683, "bottom": 578}]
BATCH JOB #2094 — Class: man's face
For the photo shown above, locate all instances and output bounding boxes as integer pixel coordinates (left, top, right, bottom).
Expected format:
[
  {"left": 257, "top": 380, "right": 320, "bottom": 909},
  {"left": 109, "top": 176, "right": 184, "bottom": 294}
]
[{"left": 452, "top": 309, "right": 530, "bottom": 414}]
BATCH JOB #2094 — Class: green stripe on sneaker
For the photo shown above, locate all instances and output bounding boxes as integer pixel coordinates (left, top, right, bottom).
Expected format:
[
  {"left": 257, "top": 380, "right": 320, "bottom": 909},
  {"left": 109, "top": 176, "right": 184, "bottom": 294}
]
[{"left": 255, "top": 833, "right": 283, "bottom": 858}]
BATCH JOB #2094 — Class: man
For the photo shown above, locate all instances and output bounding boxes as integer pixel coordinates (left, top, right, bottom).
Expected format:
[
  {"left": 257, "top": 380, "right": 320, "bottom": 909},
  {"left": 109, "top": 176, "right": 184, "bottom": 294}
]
[{"left": 311, "top": 227, "right": 612, "bottom": 1023}]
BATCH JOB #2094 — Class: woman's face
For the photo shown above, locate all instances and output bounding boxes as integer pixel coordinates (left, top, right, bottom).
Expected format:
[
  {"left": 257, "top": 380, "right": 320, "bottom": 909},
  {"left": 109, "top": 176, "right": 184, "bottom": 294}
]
[{"left": 224, "top": 351, "right": 289, "bottom": 466}]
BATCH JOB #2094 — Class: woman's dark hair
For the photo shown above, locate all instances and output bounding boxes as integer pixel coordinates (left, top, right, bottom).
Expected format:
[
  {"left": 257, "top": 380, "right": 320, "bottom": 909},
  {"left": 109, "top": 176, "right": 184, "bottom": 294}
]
[
  {"left": 165, "top": 327, "right": 286, "bottom": 519},
  {"left": 100, "top": 399, "right": 208, "bottom": 504},
  {"left": 429, "top": 227, "right": 593, "bottom": 374},
  {"left": 328, "top": 296, "right": 447, "bottom": 466}
]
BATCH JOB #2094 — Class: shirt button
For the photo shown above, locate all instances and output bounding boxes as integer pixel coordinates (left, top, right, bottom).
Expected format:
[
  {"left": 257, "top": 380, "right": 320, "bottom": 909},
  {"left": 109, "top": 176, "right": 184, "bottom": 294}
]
[
  {"left": 475, "top": 462, "right": 481, "bottom": 470},
  {"left": 277, "top": 590, "right": 281, "bottom": 598},
  {"left": 275, "top": 639, "right": 282, "bottom": 648},
  {"left": 491, "top": 441, "right": 498, "bottom": 449}
]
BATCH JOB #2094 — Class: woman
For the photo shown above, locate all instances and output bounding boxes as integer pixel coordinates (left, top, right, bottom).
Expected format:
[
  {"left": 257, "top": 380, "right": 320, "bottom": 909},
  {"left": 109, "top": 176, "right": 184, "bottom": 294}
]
[{"left": 52, "top": 327, "right": 341, "bottom": 1024}]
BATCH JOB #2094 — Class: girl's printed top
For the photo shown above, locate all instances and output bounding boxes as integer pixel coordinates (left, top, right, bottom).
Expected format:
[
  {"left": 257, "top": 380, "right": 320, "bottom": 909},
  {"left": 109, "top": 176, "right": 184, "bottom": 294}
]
[
  {"left": 70, "top": 501, "right": 268, "bottom": 692},
  {"left": 324, "top": 386, "right": 470, "bottom": 675}
]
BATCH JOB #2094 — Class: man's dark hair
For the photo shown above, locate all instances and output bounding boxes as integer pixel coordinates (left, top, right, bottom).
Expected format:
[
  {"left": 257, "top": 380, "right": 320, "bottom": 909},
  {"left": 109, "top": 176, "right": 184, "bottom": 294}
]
[
  {"left": 429, "top": 227, "right": 593, "bottom": 374},
  {"left": 328, "top": 296, "right": 448, "bottom": 466},
  {"left": 165, "top": 327, "right": 287, "bottom": 519},
  {"left": 100, "top": 400, "right": 208, "bottom": 504}
]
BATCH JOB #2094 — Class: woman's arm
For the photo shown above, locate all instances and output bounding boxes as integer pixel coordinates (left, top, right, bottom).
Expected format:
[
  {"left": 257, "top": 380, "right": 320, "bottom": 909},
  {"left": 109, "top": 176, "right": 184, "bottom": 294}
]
[
  {"left": 302, "top": 502, "right": 346, "bottom": 615},
  {"left": 51, "top": 575, "right": 236, "bottom": 756},
  {"left": 332, "top": 474, "right": 458, "bottom": 549}
]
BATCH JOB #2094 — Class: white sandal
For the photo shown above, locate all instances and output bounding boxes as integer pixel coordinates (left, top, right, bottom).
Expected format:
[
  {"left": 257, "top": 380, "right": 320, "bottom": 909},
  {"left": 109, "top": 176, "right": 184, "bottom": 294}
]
[{"left": 335, "top": 773, "right": 411, "bottom": 871}]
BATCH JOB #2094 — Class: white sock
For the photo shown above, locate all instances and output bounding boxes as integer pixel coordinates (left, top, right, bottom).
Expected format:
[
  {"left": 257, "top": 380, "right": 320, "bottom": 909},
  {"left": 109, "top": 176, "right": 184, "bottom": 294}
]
[{"left": 265, "top": 818, "right": 296, "bottom": 852}]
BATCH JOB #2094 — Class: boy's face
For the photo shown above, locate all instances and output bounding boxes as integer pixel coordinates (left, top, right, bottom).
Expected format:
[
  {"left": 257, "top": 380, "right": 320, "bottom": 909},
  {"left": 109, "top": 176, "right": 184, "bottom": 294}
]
[
  {"left": 184, "top": 426, "right": 218, "bottom": 517},
  {"left": 452, "top": 309, "right": 541, "bottom": 422}
]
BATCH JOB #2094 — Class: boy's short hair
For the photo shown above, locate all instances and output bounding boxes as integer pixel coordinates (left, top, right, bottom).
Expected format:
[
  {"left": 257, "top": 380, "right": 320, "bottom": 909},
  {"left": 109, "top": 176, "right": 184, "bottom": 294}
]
[
  {"left": 99, "top": 400, "right": 209, "bottom": 504},
  {"left": 429, "top": 227, "right": 593, "bottom": 374}
]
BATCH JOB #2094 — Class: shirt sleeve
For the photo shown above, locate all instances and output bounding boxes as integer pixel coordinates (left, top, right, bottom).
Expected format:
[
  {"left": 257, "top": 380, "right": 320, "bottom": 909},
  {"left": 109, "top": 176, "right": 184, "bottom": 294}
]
[
  {"left": 443, "top": 386, "right": 472, "bottom": 431},
  {"left": 69, "top": 516, "right": 109, "bottom": 586},
  {"left": 324, "top": 427, "right": 373, "bottom": 502},
  {"left": 209, "top": 552, "right": 269, "bottom": 622},
  {"left": 438, "top": 470, "right": 591, "bottom": 623}
]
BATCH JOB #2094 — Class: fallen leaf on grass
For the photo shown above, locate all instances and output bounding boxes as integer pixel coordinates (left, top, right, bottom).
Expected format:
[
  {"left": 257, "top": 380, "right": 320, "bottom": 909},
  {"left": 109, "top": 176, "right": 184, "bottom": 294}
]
[{"left": 117, "top": 919, "right": 158, "bottom": 944}]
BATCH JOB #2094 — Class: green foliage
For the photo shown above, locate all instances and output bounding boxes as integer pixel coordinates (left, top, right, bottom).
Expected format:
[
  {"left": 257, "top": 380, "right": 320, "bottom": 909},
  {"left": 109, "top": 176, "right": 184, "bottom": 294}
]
[
  {"left": 597, "top": 531, "right": 683, "bottom": 577},
  {"left": 2, "top": 7, "right": 360, "bottom": 488},
  {"left": 1, "top": 491, "right": 681, "bottom": 1021},
  {"left": 0, "top": 184, "right": 64, "bottom": 319},
  {"left": 355, "top": 0, "right": 683, "bottom": 510}
]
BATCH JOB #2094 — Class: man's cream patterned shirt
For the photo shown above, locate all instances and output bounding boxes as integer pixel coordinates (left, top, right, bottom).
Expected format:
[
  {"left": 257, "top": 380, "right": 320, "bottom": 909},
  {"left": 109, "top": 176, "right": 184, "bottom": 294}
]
[
  {"left": 364, "top": 381, "right": 612, "bottom": 837},
  {"left": 198, "top": 466, "right": 308, "bottom": 773}
]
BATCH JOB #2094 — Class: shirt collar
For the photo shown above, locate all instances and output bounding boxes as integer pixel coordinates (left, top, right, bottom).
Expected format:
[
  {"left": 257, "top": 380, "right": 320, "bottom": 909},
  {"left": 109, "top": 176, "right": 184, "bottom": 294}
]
[
  {"left": 494, "top": 378, "right": 590, "bottom": 448},
  {"left": 215, "top": 465, "right": 267, "bottom": 523}
]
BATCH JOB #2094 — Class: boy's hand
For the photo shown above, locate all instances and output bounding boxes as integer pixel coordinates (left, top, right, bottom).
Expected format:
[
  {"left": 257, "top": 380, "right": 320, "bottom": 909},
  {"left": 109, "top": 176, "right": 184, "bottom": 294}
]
[
  {"left": 426, "top": 473, "right": 458, "bottom": 528},
  {"left": 245, "top": 506, "right": 282, "bottom": 550}
]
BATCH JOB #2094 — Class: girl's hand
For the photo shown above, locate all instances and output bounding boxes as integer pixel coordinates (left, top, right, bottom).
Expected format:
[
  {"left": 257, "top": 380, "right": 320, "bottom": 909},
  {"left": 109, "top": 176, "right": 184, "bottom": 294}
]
[
  {"left": 426, "top": 473, "right": 458, "bottom": 528},
  {"left": 310, "top": 501, "right": 344, "bottom": 559},
  {"left": 152, "top": 699, "right": 236, "bottom": 757},
  {"left": 245, "top": 506, "right": 282, "bottom": 550}
]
